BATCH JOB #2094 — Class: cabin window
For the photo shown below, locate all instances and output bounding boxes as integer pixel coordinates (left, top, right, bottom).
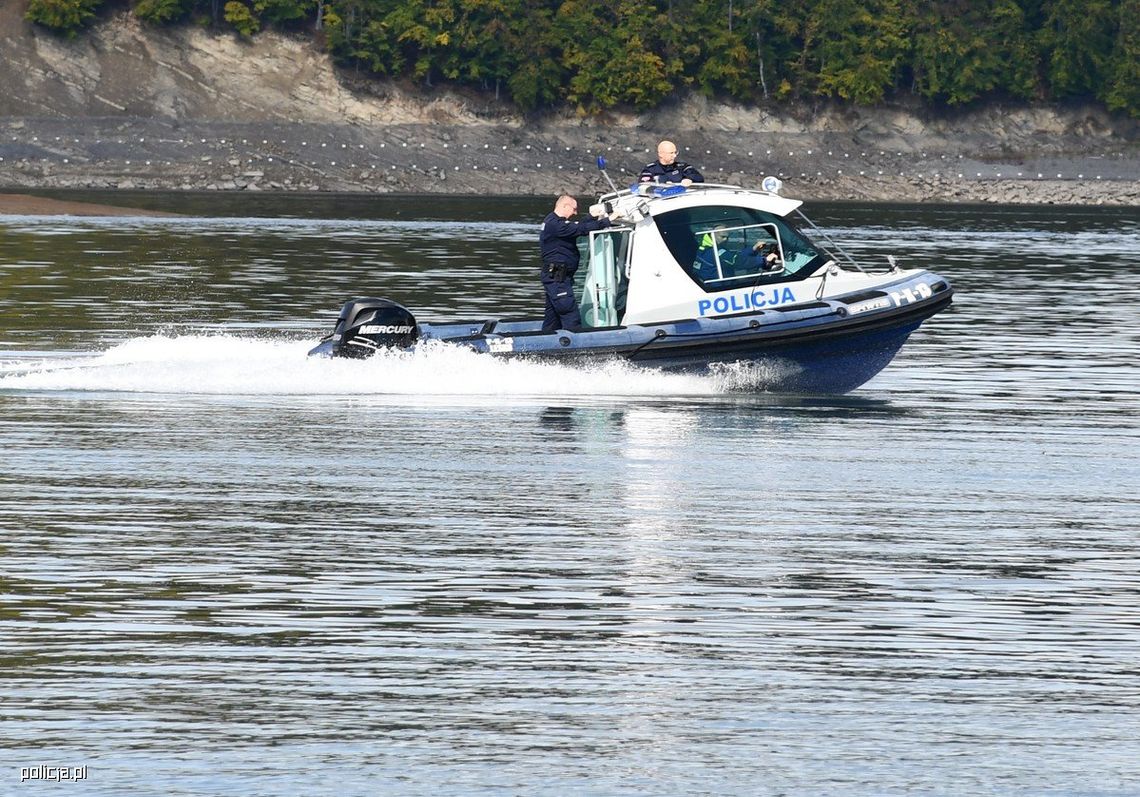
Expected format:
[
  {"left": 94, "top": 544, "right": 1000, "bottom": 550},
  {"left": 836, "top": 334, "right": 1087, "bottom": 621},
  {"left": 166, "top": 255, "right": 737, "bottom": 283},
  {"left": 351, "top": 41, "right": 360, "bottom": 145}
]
[{"left": 654, "top": 205, "right": 828, "bottom": 291}]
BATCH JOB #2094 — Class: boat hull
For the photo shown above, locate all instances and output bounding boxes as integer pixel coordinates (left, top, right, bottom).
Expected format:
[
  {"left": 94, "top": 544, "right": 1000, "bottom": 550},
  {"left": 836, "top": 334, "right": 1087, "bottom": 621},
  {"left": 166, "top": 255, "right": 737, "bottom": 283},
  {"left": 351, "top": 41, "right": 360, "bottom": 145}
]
[
  {"left": 495, "top": 293, "right": 947, "bottom": 393},
  {"left": 309, "top": 282, "right": 953, "bottom": 394},
  {"left": 623, "top": 318, "right": 921, "bottom": 393}
]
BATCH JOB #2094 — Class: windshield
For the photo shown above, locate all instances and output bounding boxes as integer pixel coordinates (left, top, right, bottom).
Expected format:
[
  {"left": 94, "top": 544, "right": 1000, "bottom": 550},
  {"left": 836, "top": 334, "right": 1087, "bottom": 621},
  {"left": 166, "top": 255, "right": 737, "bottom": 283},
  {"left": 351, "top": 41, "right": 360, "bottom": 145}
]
[{"left": 654, "top": 205, "right": 829, "bottom": 292}]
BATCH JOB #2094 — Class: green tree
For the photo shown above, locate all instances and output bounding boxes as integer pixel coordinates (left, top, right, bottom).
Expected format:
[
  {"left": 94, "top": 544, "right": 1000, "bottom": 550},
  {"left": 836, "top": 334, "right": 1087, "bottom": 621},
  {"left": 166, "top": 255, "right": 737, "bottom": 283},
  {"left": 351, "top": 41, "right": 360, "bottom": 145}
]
[
  {"left": 689, "top": 0, "right": 778, "bottom": 100},
  {"left": 909, "top": 0, "right": 1037, "bottom": 104},
  {"left": 321, "top": 0, "right": 562, "bottom": 108},
  {"left": 324, "top": 0, "right": 405, "bottom": 74},
  {"left": 501, "top": 2, "right": 564, "bottom": 109},
  {"left": 1037, "top": 0, "right": 1117, "bottom": 97},
  {"left": 255, "top": 0, "right": 314, "bottom": 25},
  {"left": 1104, "top": 0, "right": 1139, "bottom": 115},
  {"left": 133, "top": 0, "right": 192, "bottom": 24},
  {"left": 377, "top": 0, "right": 458, "bottom": 85},
  {"left": 24, "top": 0, "right": 103, "bottom": 36},
  {"left": 444, "top": 0, "right": 564, "bottom": 108},
  {"left": 558, "top": 0, "right": 679, "bottom": 111},
  {"left": 773, "top": 0, "right": 910, "bottom": 103},
  {"left": 224, "top": 0, "right": 260, "bottom": 35}
]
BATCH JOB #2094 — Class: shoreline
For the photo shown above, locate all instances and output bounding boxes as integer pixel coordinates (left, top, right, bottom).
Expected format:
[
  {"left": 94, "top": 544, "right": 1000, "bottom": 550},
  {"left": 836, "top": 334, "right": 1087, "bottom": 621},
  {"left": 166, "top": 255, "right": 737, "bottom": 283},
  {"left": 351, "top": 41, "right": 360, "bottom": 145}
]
[
  {"left": 1, "top": 117, "right": 1137, "bottom": 211},
  {"left": 0, "top": 191, "right": 183, "bottom": 216}
]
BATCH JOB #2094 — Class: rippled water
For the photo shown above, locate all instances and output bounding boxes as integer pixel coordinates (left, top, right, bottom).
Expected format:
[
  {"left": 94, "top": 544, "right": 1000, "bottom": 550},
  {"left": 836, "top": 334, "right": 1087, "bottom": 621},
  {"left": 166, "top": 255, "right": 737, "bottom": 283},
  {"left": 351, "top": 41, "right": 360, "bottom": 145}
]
[{"left": 2, "top": 194, "right": 1138, "bottom": 796}]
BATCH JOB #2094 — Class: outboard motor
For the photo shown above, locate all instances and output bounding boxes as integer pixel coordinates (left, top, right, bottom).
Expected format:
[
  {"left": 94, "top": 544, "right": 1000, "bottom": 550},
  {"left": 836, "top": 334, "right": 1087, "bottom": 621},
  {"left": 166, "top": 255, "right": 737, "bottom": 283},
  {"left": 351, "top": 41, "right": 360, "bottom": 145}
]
[{"left": 308, "top": 297, "right": 419, "bottom": 358}]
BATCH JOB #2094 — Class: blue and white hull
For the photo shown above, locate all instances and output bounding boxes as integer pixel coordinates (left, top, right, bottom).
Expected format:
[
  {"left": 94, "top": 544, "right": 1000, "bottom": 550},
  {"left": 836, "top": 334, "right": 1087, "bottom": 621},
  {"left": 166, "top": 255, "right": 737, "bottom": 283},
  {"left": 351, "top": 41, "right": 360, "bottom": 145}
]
[{"left": 308, "top": 274, "right": 952, "bottom": 394}]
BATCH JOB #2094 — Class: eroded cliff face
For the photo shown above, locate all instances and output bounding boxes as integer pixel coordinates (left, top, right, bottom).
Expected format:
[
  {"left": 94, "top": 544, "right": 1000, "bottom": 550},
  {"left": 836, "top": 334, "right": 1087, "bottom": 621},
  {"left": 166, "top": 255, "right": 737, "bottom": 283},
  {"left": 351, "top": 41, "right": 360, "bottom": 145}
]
[{"left": 0, "top": 4, "right": 516, "bottom": 125}]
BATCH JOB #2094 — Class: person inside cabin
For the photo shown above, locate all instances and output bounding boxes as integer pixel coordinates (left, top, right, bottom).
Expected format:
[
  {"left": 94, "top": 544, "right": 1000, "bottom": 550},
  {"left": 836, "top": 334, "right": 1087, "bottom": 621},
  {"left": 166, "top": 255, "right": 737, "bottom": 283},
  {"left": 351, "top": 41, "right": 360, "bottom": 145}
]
[
  {"left": 694, "top": 226, "right": 734, "bottom": 279},
  {"left": 736, "top": 239, "right": 784, "bottom": 273},
  {"left": 539, "top": 194, "right": 613, "bottom": 333},
  {"left": 639, "top": 140, "right": 705, "bottom": 187}
]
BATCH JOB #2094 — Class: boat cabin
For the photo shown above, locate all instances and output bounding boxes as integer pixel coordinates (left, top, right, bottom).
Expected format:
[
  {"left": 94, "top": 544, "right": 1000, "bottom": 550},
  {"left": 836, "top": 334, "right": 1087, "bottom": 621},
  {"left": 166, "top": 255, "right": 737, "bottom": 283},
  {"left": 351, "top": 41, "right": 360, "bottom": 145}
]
[{"left": 578, "top": 182, "right": 837, "bottom": 327}]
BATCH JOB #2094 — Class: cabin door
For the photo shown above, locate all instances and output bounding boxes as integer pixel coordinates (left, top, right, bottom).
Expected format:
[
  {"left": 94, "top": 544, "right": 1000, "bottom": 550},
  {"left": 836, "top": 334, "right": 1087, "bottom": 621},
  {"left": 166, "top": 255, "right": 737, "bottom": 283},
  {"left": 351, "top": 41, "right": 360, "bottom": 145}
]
[{"left": 580, "top": 228, "right": 632, "bottom": 328}]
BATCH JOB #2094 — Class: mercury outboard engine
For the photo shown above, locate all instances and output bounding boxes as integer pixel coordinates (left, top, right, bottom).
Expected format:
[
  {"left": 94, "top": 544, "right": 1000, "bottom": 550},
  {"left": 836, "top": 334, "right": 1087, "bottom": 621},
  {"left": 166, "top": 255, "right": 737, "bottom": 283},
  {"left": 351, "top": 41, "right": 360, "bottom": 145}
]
[{"left": 307, "top": 297, "right": 419, "bottom": 358}]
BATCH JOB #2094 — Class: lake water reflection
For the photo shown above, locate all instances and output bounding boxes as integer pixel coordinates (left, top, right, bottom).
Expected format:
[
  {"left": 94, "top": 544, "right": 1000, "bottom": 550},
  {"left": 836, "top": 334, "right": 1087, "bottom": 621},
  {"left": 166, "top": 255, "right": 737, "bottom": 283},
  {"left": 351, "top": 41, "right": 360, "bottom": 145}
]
[{"left": 1, "top": 193, "right": 1138, "bottom": 796}]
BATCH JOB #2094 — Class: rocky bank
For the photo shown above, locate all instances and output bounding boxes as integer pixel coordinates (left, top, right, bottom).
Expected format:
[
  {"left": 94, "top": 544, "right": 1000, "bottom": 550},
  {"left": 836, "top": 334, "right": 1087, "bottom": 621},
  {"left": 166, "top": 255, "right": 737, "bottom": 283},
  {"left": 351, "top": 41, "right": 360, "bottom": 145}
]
[{"left": 1, "top": 5, "right": 1137, "bottom": 206}]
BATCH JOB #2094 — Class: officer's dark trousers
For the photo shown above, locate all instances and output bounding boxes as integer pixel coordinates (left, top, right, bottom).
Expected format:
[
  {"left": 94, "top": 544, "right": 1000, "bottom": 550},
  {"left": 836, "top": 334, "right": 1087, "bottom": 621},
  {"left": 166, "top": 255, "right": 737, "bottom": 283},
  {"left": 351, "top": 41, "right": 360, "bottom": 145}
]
[{"left": 541, "top": 273, "right": 580, "bottom": 333}]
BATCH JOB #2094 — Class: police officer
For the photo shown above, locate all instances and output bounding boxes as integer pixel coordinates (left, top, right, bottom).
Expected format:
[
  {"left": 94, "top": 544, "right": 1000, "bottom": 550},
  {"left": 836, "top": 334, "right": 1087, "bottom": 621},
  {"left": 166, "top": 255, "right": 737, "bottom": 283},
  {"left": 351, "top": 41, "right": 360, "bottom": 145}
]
[
  {"left": 638, "top": 140, "right": 704, "bottom": 186},
  {"left": 539, "top": 194, "right": 613, "bottom": 333},
  {"left": 740, "top": 240, "right": 783, "bottom": 272}
]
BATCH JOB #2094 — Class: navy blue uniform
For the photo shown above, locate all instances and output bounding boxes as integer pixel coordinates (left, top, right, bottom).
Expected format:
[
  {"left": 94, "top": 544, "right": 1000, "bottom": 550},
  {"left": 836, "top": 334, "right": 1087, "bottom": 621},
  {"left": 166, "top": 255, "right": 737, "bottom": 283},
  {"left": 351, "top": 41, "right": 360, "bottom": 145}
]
[
  {"left": 539, "top": 211, "right": 611, "bottom": 332},
  {"left": 638, "top": 159, "right": 704, "bottom": 184}
]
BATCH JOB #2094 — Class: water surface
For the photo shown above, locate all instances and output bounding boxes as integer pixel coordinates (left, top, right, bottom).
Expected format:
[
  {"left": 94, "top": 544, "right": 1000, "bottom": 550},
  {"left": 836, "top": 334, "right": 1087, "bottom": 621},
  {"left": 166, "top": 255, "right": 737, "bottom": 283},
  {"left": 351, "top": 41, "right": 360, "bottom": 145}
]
[{"left": 1, "top": 195, "right": 1138, "bottom": 795}]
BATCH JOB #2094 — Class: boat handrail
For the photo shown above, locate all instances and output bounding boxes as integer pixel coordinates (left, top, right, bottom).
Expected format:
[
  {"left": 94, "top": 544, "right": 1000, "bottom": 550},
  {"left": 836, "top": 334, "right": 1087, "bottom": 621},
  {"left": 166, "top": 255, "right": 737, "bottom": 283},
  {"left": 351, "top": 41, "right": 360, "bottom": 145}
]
[
  {"left": 597, "top": 181, "right": 775, "bottom": 204},
  {"left": 792, "top": 209, "right": 866, "bottom": 273}
]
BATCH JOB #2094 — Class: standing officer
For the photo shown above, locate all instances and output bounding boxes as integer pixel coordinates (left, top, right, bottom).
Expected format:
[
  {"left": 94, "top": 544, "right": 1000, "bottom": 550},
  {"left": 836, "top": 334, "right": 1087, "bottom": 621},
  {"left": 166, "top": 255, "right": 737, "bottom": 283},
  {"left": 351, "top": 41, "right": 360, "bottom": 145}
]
[
  {"left": 539, "top": 194, "right": 613, "bottom": 333},
  {"left": 639, "top": 140, "right": 704, "bottom": 186}
]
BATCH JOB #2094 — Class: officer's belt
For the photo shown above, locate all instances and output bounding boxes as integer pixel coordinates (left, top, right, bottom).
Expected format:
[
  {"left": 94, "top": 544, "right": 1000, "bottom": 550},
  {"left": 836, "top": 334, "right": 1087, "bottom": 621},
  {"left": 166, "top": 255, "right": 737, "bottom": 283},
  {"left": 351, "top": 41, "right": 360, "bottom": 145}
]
[{"left": 542, "top": 262, "right": 572, "bottom": 279}]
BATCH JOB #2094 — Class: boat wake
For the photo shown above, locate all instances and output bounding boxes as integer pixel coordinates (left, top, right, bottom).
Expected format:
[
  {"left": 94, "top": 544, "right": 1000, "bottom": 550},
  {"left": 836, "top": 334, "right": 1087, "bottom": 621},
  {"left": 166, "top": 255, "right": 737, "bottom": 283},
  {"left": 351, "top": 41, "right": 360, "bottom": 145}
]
[{"left": 0, "top": 334, "right": 798, "bottom": 397}]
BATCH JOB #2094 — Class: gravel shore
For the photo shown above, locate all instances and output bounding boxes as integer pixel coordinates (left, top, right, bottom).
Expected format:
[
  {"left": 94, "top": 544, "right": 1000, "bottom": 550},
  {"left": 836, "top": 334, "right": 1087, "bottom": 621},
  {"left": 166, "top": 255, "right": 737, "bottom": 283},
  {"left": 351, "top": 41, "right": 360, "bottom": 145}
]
[{"left": 1, "top": 115, "right": 1137, "bottom": 211}]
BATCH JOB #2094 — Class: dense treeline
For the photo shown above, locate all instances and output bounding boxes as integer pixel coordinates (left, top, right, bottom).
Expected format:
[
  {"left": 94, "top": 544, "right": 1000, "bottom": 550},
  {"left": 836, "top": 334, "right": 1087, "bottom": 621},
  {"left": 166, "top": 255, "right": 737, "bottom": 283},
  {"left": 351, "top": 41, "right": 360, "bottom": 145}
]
[{"left": 24, "top": 0, "right": 1140, "bottom": 117}]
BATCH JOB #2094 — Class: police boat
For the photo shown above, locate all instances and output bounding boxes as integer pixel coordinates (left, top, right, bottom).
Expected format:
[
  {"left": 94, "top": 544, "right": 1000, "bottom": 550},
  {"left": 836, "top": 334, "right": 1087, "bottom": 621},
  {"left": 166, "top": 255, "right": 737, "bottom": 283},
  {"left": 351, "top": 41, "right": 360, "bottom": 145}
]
[{"left": 308, "top": 176, "right": 953, "bottom": 393}]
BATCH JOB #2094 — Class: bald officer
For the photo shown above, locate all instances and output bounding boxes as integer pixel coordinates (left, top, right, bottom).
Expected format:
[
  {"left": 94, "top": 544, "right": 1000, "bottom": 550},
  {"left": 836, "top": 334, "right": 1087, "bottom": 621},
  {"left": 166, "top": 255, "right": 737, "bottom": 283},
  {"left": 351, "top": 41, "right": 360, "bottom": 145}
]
[
  {"left": 539, "top": 194, "right": 613, "bottom": 333},
  {"left": 638, "top": 140, "right": 704, "bottom": 186}
]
